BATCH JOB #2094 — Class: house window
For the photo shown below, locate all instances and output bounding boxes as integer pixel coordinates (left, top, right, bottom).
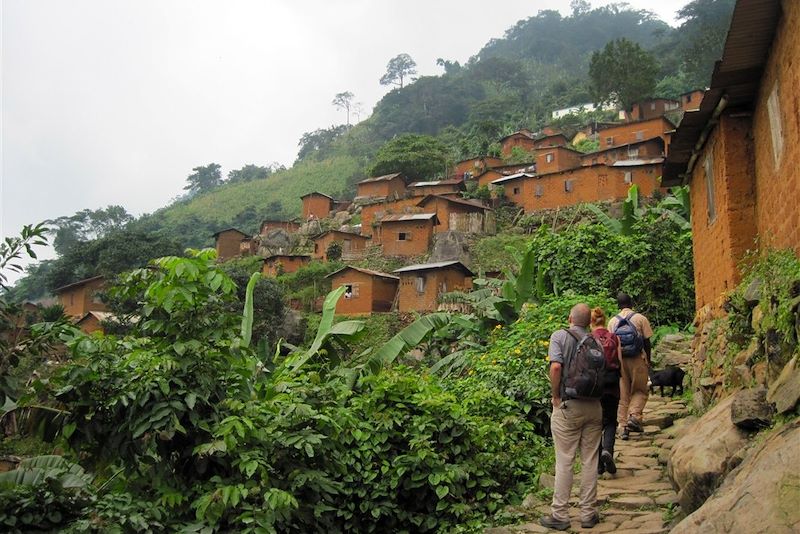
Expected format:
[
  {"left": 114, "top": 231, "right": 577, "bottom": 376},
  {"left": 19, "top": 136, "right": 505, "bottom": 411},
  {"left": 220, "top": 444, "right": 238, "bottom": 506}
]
[
  {"left": 513, "top": 186, "right": 520, "bottom": 195},
  {"left": 314, "top": 243, "right": 319, "bottom": 253},
  {"left": 635, "top": 131, "right": 644, "bottom": 141},
  {"left": 767, "top": 81, "right": 784, "bottom": 167},
  {"left": 534, "top": 184, "right": 544, "bottom": 197},
  {"left": 344, "top": 284, "right": 354, "bottom": 299},
  {"left": 398, "top": 232, "right": 409, "bottom": 241},
  {"left": 545, "top": 153, "right": 554, "bottom": 163},
  {"left": 704, "top": 156, "right": 716, "bottom": 224},
  {"left": 628, "top": 147, "right": 639, "bottom": 158},
  {"left": 564, "top": 180, "right": 574, "bottom": 193},
  {"left": 624, "top": 171, "right": 633, "bottom": 184},
  {"left": 415, "top": 275, "right": 426, "bottom": 294},
  {"left": 605, "top": 136, "right": 614, "bottom": 146},
  {"left": 70, "top": 294, "right": 74, "bottom": 306},
  {"left": 650, "top": 102, "right": 656, "bottom": 111}
]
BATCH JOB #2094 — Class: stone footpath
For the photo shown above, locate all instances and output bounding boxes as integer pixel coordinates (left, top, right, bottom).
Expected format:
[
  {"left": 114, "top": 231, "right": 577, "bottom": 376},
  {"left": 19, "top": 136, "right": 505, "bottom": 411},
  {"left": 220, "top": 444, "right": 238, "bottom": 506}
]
[{"left": 490, "top": 394, "right": 691, "bottom": 534}]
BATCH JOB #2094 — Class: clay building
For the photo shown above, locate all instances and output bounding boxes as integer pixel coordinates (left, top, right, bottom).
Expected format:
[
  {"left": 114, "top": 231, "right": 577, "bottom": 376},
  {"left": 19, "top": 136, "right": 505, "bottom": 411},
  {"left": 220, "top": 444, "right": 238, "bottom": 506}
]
[
  {"left": 627, "top": 98, "right": 681, "bottom": 121},
  {"left": 475, "top": 169, "right": 507, "bottom": 189},
  {"left": 416, "top": 195, "right": 495, "bottom": 234},
  {"left": 663, "top": 0, "right": 796, "bottom": 312},
  {"left": 408, "top": 177, "right": 465, "bottom": 197},
  {"left": 596, "top": 116, "right": 676, "bottom": 151},
  {"left": 262, "top": 254, "right": 311, "bottom": 277},
  {"left": 499, "top": 129, "right": 536, "bottom": 157},
  {"left": 54, "top": 275, "right": 108, "bottom": 318},
  {"left": 312, "top": 230, "right": 370, "bottom": 261},
  {"left": 492, "top": 162, "right": 663, "bottom": 213},
  {"left": 326, "top": 266, "right": 399, "bottom": 315},
  {"left": 213, "top": 228, "right": 248, "bottom": 262},
  {"left": 239, "top": 237, "right": 257, "bottom": 257},
  {"left": 581, "top": 137, "right": 665, "bottom": 166},
  {"left": 453, "top": 156, "right": 504, "bottom": 178},
  {"left": 377, "top": 213, "right": 439, "bottom": 257},
  {"left": 76, "top": 311, "right": 116, "bottom": 334},
  {"left": 359, "top": 197, "right": 422, "bottom": 237},
  {"left": 394, "top": 261, "right": 474, "bottom": 313},
  {"left": 356, "top": 173, "right": 407, "bottom": 200},
  {"left": 489, "top": 172, "right": 536, "bottom": 204},
  {"left": 259, "top": 220, "right": 301, "bottom": 235},
  {"left": 532, "top": 132, "right": 569, "bottom": 149},
  {"left": 534, "top": 146, "right": 583, "bottom": 174},
  {"left": 301, "top": 192, "right": 349, "bottom": 220},
  {"left": 679, "top": 89, "right": 705, "bottom": 112}
]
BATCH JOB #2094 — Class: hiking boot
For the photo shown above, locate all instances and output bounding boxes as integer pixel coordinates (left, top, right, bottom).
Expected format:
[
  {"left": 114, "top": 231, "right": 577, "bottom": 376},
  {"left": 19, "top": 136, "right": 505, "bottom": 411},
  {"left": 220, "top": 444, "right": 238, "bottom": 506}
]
[
  {"left": 598, "top": 457, "right": 605, "bottom": 475},
  {"left": 626, "top": 416, "right": 643, "bottom": 432},
  {"left": 620, "top": 428, "right": 630, "bottom": 440},
  {"left": 601, "top": 450, "right": 617, "bottom": 475},
  {"left": 540, "top": 514, "right": 571, "bottom": 531},
  {"left": 581, "top": 511, "right": 600, "bottom": 529}
]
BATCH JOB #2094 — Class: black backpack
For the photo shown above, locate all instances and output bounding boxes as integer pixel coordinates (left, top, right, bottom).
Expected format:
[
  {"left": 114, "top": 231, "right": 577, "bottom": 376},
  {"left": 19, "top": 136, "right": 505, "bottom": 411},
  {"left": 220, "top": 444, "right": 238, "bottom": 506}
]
[
  {"left": 561, "top": 329, "right": 606, "bottom": 400},
  {"left": 613, "top": 313, "right": 644, "bottom": 358}
]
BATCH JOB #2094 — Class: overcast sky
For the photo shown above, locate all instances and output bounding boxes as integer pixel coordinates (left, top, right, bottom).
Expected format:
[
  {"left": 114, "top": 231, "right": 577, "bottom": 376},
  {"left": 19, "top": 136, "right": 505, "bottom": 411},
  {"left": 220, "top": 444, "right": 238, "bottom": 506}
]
[{"left": 1, "top": 0, "right": 685, "bottom": 273}]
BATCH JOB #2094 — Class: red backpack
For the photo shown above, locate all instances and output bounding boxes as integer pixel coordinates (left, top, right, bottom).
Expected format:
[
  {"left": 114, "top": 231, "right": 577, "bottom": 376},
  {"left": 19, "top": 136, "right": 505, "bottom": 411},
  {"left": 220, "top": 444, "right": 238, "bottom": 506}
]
[{"left": 593, "top": 328, "right": 620, "bottom": 372}]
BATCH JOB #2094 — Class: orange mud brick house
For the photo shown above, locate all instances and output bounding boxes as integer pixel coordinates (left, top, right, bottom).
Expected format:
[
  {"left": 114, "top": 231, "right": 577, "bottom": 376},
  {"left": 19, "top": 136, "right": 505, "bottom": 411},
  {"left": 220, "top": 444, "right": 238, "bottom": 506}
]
[
  {"left": 626, "top": 98, "right": 681, "bottom": 121},
  {"left": 408, "top": 177, "right": 465, "bottom": 197},
  {"left": 489, "top": 172, "right": 536, "bottom": 204},
  {"left": 475, "top": 169, "right": 506, "bottom": 189},
  {"left": 54, "top": 275, "right": 108, "bottom": 318},
  {"left": 499, "top": 130, "right": 536, "bottom": 157},
  {"left": 663, "top": 0, "right": 796, "bottom": 313},
  {"left": 534, "top": 146, "right": 583, "bottom": 174},
  {"left": 213, "top": 228, "right": 248, "bottom": 261},
  {"left": 532, "top": 132, "right": 569, "bottom": 149},
  {"left": 679, "top": 89, "right": 705, "bottom": 112},
  {"left": 326, "top": 266, "right": 399, "bottom": 315},
  {"left": 453, "top": 156, "right": 504, "bottom": 178},
  {"left": 359, "top": 197, "right": 422, "bottom": 237},
  {"left": 301, "top": 192, "right": 346, "bottom": 220},
  {"left": 377, "top": 213, "right": 439, "bottom": 257},
  {"left": 239, "top": 237, "right": 256, "bottom": 257},
  {"left": 312, "top": 230, "right": 370, "bottom": 261},
  {"left": 356, "top": 173, "right": 407, "bottom": 200},
  {"left": 259, "top": 220, "right": 301, "bottom": 234},
  {"left": 76, "top": 311, "right": 116, "bottom": 334},
  {"left": 262, "top": 254, "right": 311, "bottom": 277},
  {"left": 394, "top": 261, "right": 474, "bottom": 313},
  {"left": 581, "top": 137, "right": 665, "bottom": 166},
  {"left": 416, "top": 195, "right": 495, "bottom": 234},
  {"left": 596, "top": 116, "right": 676, "bottom": 151}
]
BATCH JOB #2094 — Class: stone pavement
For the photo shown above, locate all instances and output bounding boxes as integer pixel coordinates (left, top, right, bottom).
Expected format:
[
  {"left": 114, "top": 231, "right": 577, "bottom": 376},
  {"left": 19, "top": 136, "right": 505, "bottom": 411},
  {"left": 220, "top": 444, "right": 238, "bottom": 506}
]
[{"left": 489, "top": 394, "right": 691, "bottom": 534}]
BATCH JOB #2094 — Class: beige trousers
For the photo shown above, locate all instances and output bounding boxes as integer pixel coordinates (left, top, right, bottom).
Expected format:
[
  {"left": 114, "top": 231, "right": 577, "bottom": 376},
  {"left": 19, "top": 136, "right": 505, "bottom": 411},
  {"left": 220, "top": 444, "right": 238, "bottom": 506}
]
[
  {"left": 550, "top": 398, "right": 602, "bottom": 522},
  {"left": 618, "top": 355, "right": 649, "bottom": 425}
]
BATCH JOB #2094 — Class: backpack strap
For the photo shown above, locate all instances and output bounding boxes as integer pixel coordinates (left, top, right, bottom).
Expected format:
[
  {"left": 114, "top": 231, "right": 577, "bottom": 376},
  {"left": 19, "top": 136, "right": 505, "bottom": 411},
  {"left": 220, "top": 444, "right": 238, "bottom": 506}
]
[{"left": 560, "top": 328, "right": 583, "bottom": 400}]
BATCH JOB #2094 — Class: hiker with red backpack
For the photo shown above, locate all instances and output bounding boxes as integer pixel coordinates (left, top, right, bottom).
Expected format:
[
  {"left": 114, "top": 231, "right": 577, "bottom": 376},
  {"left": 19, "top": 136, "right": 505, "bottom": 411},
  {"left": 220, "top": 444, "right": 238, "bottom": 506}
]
[
  {"left": 608, "top": 293, "right": 653, "bottom": 440},
  {"left": 590, "top": 307, "right": 622, "bottom": 475},
  {"left": 540, "top": 303, "right": 606, "bottom": 531}
]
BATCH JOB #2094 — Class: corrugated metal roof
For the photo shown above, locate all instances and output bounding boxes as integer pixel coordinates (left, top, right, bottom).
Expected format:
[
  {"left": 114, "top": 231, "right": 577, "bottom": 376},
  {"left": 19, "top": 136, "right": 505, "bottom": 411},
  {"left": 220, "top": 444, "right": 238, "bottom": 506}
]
[
  {"left": 416, "top": 195, "right": 489, "bottom": 210},
  {"left": 358, "top": 173, "right": 403, "bottom": 184},
  {"left": 393, "top": 261, "right": 474, "bottom": 275},
  {"left": 325, "top": 266, "right": 399, "bottom": 280},
  {"left": 491, "top": 172, "right": 536, "bottom": 185},
  {"left": 380, "top": 213, "right": 438, "bottom": 223},
  {"left": 663, "top": 0, "right": 781, "bottom": 186},
  {"left": 300, "top": 191, "right": 335, "bottom": 200},
  {"left": 212, "top": 227, "right": 248, "bottom": 238},
  {"left": 611, "top": 157, "right": 665, "bottom": 167},
  {"left": 53, "top": 275, "right": 105, "bottom": 294}
]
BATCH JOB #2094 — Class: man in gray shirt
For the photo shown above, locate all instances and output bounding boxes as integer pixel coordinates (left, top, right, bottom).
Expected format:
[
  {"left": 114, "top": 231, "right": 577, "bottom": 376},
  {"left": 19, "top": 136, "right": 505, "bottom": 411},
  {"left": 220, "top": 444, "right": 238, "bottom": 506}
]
[{"left": 540, "top": 303, "right": 602, "bottom": 531}]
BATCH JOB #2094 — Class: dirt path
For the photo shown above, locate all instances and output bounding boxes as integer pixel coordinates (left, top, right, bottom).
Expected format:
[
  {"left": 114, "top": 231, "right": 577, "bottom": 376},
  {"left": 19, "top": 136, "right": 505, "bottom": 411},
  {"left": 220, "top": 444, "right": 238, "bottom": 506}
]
[{"left": 490, "top": 394, "right": 691, "bottom": 533}]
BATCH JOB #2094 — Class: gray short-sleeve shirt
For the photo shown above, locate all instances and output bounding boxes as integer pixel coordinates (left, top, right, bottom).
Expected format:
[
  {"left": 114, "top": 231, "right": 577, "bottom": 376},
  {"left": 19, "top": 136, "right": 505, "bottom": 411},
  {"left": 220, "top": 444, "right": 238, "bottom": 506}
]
[{"left": 549, "top": 325, "right": 589, "bottom": 365}]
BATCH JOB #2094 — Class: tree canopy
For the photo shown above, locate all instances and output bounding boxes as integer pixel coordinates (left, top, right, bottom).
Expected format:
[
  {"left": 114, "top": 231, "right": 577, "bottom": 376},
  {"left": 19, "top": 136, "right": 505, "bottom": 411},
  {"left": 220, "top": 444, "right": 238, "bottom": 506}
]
[
  {"left": 589, "top": 38, "right": 659, "bottom": 110},
  {"left": 332, "top": 91, "right": 355, "bottom": 125},
  {"left": 48, "top": 206, "right": 133, "bottom": 256},
  {"left": 379, "top": 53, "right": 417, "bottom": 89},
  {"left": 368, "top": 134, "right": 450, "bottom": 181},
  {"left": 184, "top": 163, "right": 222, "bottom": 194}
]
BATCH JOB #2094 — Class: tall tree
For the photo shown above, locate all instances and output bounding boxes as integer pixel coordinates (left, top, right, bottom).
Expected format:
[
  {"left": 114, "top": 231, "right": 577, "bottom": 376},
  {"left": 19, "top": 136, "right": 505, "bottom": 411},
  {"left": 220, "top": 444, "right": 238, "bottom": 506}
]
[
  {"left": 332, "top": 91, "right": 355, "bottom": 125},
  {"left": 184, "top": 163, "right": 222, "bottom": 195},
  {"left": 589, "top": 38, "right": 658, "bottom": 110},
  {"left": 49, "top": 206, "right": 133, "bottom": 256},
  {"left": 379, "top": 53, "right": 417, "bottom": 89},
  {"left": 369, "top": 134, "right": 450, "bottom": 180},
  {"left": 227, "top": 163, "right": 284, "bottom": 184},
  {"left": 676, "top": 0, "right": 736, "bottom": 88}
]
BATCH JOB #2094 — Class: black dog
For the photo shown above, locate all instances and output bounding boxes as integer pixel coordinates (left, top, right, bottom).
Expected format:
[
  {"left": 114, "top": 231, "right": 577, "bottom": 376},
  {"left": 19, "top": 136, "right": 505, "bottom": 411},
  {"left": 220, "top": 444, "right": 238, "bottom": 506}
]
[{"left": 648, "top": 365, "right": 685, "bottom": 397}]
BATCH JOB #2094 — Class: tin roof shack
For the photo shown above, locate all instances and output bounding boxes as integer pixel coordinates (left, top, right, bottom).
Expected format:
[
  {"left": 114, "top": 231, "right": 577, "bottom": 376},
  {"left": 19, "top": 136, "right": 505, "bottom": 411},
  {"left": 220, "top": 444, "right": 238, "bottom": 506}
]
[
  {"left": 313, "top": 230, "right": 370, "bottom": 261},
  {"left": 499, "top": 130, "right": 536, "bottom": 157},
  {"left": 408, "top": 177, "right": 465, "bottom": 197},
  {"left": 75, "top": 311, "right": 117, "bottom": 334},
  {"left": 596, "top": 116, "right": 675, "bottom": 151},
  {"left": 377, "top": 213, "right": 439, "bottom": 257},
  {"left": 54, "top": 275, "right": 107, "bottom": 319},
  {"left": 394, "top": 261, "right": 473, "bottom": 313},
  {"left": 259, "top": 220, "right": 301, "bottom": 235},
  {"left": 490, "top": 172, "right": 535, "bottom": 205},
  {"left": 535, "top": 146, "right": 583, "bottom": 174},
  {"left": 679, "top": 89, "right": 705, "bottom": 112},
  {"left": 627, "top": 98, "right": 681, "bottom": 121},
  {"left": 213, "top": 228, "right": 248, "bottom": 262},
  {"left": 359, "top": 197, "right": 422, "bottom": 237},
  {"left": 262, "top": 254, "right": 311, "bottom": 277},
  {"left": 663, "top": 0, "right": 794, "bottom": 313},
  {"left": 326, "top": 266, "right": 399, "bottom": 315},
  {"left": 454, "top": 156, "right": 504, "bottom": 178},
  {"left": 580, "top": 137, "right": 665, "bottom": 166},
  {"left": 416, "top": 195, "right": 495, "bottom": 234},
  {"left": 356, "top": 173, "right": 407, "bottom": 201},
  {"left": 301, "top": 192, "right": 337, "bottom": 220}
]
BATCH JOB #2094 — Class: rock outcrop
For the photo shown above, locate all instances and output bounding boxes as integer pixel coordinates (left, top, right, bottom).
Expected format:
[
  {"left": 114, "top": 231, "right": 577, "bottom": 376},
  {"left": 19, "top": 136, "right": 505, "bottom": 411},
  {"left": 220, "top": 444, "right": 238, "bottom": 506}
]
[
  {"left": 768, "top": 356, "right": 800, "bottom": 414},
  {"left": 670, "top": 420, "right": 800, "bottom": 534},
  {"left": 667, "top": 393, "right": 749, "bottom": 513}
]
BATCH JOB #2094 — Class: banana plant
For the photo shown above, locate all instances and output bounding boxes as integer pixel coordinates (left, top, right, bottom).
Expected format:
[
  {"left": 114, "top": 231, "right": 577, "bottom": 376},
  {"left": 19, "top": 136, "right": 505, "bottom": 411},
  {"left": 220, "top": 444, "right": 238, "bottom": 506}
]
[
  {"left": 0, "top": 455, "right": 92, "bottom": 489},
  {"left": 585, "top": 184, "right": 644, "bottom": 236}
]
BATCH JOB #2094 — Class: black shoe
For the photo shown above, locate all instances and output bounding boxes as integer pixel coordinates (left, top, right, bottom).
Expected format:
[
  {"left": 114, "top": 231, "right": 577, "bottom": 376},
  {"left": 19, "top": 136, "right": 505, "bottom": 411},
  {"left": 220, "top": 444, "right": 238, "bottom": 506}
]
[
  {"left": 598, "top": 458, "right": 605, "bottom": 475},
  {"left": 621, "top": 428, "right": 630, "bottom": 440},
  {"left": 626, "top": 416, "right": 643, "bottom": 432},
  {"left": 601, "top": 450, "right": 617, "bottom": 475},
  {"left": 540, "top": 514, "right": 571, "bottom": 531},
  {"left": 581, "top": 512, "right": 600, "bottom": 529}
]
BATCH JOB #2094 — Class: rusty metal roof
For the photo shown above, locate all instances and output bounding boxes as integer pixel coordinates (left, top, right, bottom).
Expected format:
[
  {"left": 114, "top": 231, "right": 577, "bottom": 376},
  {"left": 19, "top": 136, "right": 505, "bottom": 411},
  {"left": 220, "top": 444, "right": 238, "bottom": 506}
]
[
  {"left": 325, "top": 266, "right": 399, "bottom": 280},
  {"left": 663, "top": 0, "right": 782, "bottom": 186},
  {"left": 415, "top": 195, "right": 489, "bottom": 210},
  {"left": 380, "top": 213, "right": 439, "bottom": 223},
  {"left": 358, "top": 173, "right": 404, "bottom": 184},
  {"left": 393, "top": 261, "right": 474, "bottom": 276}
]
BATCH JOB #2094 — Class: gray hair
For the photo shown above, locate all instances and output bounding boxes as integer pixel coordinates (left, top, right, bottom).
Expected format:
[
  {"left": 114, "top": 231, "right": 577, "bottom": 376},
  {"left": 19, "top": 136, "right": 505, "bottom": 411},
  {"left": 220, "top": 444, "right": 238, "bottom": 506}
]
[{"left": 570, "top": 303, "right": 591, "bottom": 327}]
